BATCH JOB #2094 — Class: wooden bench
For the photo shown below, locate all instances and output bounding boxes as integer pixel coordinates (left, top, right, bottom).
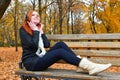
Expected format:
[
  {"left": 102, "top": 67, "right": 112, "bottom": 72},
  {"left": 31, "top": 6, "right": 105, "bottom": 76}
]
[{"left": 15, "top": 33, "right": 120, "bottom": 80}]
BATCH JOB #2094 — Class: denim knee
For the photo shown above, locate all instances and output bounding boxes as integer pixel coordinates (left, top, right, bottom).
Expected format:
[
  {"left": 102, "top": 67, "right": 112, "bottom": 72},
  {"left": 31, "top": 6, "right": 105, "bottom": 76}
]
[{"left": 56, "top": 41, "right": 65, "bottom": 45}]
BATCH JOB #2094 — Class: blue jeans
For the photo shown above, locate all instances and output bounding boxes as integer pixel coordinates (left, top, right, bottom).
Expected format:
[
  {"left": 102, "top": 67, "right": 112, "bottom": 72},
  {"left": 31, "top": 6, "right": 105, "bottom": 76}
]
[{"left": 33, "top": 42, "right": 81, "bottom": 71}]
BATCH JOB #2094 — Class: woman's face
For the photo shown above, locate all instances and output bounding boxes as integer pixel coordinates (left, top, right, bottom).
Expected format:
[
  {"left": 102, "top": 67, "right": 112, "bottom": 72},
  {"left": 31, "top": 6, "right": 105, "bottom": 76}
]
[{"left": 31, "top": 11, "right": 40, "bottom": 25}]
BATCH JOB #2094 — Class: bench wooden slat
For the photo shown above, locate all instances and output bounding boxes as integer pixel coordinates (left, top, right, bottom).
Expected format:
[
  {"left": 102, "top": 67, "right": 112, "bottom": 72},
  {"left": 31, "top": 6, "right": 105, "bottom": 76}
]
[
  {"left": 50, "top": 42, "right": 120, "bottom": 48},
  {"left": 47, "top": 34, "right": 120, "bottom": 40},
  {"left": 65, "top": 42, "right": 120, "bottom": 48},
  {"left": 90, "top": 58, "right": 120, "bottom": 66},
  {"left": 58, "top": 58, "right": 120, "bottom": 66},
  {"left": 15, "top": 68, "right": 120, "bottom": 80},
  {"left": 73, "top": 50, "right": 120, "bottom": 57}
]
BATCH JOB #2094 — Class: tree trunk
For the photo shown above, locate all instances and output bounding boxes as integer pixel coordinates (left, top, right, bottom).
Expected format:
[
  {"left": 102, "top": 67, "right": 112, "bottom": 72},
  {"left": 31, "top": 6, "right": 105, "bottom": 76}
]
[
  {"left": 91, "top": 0, "right": 96, "bottom": 33},
  {"left": 38, "top": 0, "right": 42, "bottom": 17},
  {"left": 0, "top": 0, "right": 11, "bottom": 19},
  {"left": 14, "top": 0, "right": 18, "bottom": 51},
  {"left": 71, "top": 11, "right": 74, "bottom": 34},
  {"left": 57, "top": 0, "right": 63, "bottom": 34}
]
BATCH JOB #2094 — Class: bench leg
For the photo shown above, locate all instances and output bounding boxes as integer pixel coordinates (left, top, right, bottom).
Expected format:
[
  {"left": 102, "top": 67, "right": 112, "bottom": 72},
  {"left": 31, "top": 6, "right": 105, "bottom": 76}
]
[
  {"left": 20, "top": 75, "right": 43, "bottom": 80},
  {"left": 20, "top": 75, "right": 32, "bottom": 80}
]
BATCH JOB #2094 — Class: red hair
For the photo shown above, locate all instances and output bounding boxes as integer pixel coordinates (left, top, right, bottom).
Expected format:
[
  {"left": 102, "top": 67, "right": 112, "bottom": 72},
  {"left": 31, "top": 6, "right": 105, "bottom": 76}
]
[{"left": 22, "top": 11, "right": 41, "bottom": 35}]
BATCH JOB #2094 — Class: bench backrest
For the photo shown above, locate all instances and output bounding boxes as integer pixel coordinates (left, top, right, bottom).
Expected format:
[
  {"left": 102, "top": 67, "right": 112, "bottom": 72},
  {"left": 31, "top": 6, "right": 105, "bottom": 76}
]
[{"left": 47, "top": 34, "right": 120, "bottom": 67}]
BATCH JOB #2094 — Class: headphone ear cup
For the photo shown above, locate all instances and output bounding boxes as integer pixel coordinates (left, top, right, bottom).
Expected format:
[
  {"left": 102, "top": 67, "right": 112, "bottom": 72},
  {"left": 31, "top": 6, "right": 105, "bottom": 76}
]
[{"left": 26, "top": 15, "right": 29, "bottom": 22}]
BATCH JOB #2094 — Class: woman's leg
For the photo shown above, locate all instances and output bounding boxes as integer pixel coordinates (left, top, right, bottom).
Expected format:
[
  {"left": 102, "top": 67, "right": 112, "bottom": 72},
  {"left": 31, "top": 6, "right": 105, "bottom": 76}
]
[
  {"left": 48, "top": 41, "right": 76, "bottom": 56},
  {"left": 33, "top": 48, "right": 111, "bottom": 76},
  {"left": 33, "top": 48, "right": 81, "bottom": 71}
]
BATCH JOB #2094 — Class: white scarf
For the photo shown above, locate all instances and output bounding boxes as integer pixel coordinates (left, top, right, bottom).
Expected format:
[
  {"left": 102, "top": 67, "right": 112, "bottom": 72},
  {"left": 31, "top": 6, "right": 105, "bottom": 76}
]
[{"left": 36, "top": 33, "right": 46, "bottom": 57}]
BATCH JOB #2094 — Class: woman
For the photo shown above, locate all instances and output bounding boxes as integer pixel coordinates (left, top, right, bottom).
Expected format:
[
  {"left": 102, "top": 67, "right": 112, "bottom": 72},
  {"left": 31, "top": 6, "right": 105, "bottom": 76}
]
[{"left": 19, "top": 10, "right": 111, "bottom": 75}]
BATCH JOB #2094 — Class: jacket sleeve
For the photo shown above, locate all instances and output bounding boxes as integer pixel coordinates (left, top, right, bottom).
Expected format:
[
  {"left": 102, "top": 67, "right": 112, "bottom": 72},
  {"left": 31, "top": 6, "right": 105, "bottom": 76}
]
[
  {"left": 19, "top": 27, "right": 39, "bottom": 49},
  {"left": 41, "top": 34, "right": 50, "bottom": 48}
]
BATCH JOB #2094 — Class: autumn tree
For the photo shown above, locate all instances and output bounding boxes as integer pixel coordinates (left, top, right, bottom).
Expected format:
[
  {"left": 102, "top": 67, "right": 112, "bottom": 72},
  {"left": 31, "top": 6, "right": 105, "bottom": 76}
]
[{"left": 97, "top": 0, "right": 120, "bottom": 33}]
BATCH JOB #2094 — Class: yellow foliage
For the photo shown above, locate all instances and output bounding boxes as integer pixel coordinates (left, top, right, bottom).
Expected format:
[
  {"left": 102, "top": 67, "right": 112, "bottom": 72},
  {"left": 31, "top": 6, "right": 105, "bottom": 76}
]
[{"left": 95, "top": 0, "right": 120, "bottom": 33}]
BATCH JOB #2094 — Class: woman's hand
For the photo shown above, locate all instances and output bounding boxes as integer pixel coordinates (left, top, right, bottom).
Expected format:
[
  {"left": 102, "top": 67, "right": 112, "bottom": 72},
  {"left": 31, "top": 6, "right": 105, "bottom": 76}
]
[
  {"left": 27, "top": 21, "right": 39, "bottom": 31},
  {"left": 39, "top": 23, "right": 44, "bottom": 34}
]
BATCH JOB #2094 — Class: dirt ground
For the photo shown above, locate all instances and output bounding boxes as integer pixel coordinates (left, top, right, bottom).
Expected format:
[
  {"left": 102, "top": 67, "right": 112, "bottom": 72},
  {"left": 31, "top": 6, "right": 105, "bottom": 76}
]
[{"left": 0, "top": 47, "right": 120, "bottom": 80}]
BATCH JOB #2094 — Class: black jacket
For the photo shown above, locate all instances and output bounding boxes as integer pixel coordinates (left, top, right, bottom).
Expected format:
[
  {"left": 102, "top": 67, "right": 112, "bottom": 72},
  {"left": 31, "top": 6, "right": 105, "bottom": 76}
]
[{"left": 19, "top": 27, "right": 50, "bottom": 70}]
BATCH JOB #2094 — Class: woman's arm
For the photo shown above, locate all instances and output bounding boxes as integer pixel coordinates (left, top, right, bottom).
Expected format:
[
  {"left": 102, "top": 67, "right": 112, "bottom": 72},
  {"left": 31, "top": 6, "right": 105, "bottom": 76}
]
[
  {"left": 41, "top": 34, "right": 50, "bottom": 48},
  {"left": 20, "top": 27, "right": 39, "bottom": 49}
]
